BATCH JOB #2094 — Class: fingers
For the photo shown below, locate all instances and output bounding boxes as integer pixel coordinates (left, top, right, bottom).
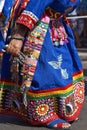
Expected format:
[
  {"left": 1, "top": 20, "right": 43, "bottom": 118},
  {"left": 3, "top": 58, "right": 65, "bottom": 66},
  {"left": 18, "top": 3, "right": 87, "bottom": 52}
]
[
  {"left": 6, "top": 39, "right": 23, "bottom": 56},
  {"left": 7, "top": 45, "right": 20, "bottom": 56}
]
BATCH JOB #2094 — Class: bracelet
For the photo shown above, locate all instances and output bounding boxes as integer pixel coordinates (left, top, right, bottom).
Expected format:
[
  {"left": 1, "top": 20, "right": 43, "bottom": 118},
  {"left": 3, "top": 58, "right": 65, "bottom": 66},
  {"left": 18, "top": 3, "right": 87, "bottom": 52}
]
[{"left": 8, "top": 35, "right": 25, "bottom": 41}]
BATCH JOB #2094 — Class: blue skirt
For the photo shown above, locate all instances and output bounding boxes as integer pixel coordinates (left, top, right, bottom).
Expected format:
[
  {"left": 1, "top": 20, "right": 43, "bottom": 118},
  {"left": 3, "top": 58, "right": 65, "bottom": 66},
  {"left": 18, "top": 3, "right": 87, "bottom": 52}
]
[{"left": 0, "top": 18, "right": 84, "bottom": 124}]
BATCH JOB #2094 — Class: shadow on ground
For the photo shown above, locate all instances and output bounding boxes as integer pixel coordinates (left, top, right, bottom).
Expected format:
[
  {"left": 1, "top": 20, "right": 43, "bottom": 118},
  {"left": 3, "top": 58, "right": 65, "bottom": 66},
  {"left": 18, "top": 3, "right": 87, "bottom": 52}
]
[{"left": 0, "top": 114, "right": 30, "bottom": 126}]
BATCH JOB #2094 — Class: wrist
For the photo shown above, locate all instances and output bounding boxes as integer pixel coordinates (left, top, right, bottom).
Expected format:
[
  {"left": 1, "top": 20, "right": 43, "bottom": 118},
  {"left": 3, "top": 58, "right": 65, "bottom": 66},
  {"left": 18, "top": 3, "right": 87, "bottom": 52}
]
[
  {"left": 12, "top": 24, "right": 28, "bottom": 37},
  {"left": 8, "top": 35, "right": 25, "bottom": 42}
]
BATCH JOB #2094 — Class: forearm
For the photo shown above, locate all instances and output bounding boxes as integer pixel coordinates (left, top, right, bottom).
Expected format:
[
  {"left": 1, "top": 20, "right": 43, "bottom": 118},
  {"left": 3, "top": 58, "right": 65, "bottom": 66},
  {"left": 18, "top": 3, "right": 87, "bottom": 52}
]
[
  {"left": 8, "top": 23, "right": 29, "bottom": 42},
  {"left": 11, "top": 24, "right": 28, "bottom": 37},
  {"left": 6, "top": 24, "right": 28, "bottom": 56}
]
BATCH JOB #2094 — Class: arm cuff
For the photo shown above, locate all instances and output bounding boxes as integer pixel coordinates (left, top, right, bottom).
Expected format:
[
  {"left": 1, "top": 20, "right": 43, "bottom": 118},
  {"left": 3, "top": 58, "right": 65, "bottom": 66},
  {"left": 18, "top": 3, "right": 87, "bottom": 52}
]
[{"left": 16, "top": 10, "right": 39, "bottom": 30}]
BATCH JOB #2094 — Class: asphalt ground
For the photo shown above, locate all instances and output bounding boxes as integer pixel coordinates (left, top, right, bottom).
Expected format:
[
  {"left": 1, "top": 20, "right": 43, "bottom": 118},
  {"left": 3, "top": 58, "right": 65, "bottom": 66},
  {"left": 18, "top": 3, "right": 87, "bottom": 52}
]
[{"left": 0, "top": 47, "right": 87, "bottom": 130}]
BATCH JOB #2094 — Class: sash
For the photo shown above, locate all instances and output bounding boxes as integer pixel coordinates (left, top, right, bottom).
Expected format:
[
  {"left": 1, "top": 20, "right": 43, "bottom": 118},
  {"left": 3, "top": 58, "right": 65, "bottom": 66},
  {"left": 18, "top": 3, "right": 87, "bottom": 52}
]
[{"left": 21, "top": 13, "right": 50, "bottom": 90}]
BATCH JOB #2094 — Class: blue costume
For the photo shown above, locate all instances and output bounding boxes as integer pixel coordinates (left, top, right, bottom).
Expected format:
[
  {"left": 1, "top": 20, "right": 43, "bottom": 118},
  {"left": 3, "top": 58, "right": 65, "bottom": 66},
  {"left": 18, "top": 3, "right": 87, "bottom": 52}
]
[{"left": 0, "top": 0, "right": 85, "bottom": 129}]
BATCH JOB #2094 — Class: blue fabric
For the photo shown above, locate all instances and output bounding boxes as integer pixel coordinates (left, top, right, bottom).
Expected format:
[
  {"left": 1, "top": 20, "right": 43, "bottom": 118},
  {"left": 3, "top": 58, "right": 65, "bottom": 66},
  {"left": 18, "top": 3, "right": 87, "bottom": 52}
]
[
  {"left": 3, "top": 0, "right": 15, "bottom": 24},
  {"left": 1, "top": 53, "right": 11, "bottom": 79},
  {"left": 1, "top": 0, "right": 83, "bottom": 92},
  {"left": 25, "top": 0, "right": 80, "bottom": 19},
  {"left": 0, "top": 32, "right": 5, "bottom": 52},
  {"left": 63, "top": 20, "right": 83, "bottom": 73},
  {"left": 0, "top": 0, "right": 15, "bottom": 52},
  {"left": 50, "top": 0, "right": 80, "bottom": 13},
  {"left": 31, "top": 29, "right": 73, "bottom": 91},
  {"left": 25, "top": 0, "right": 53, "bottom": 19}
]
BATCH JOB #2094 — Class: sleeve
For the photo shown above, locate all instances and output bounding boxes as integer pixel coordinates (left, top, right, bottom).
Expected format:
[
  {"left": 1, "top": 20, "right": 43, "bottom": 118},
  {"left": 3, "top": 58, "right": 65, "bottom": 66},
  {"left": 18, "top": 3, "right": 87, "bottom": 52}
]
[
  {"left": 65, "top": 0, "right": 80, "bottom": 14},
  {"left": 49, "top": 0, "right": 80, "bottom": 14},
  {"left": 16, "top": 0, "right": 53, "bottom": 30},
  {"left": 2, "top": 0, "right": 15, "bottom": 24}
]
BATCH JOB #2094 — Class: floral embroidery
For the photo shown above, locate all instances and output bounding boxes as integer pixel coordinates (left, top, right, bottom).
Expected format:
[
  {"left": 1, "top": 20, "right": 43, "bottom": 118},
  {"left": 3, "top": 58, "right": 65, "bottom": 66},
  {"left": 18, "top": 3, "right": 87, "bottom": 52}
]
[
  {"left": 36, "top": 104, "right": 49, "bottom": 116},
  {"left": 74, "top": 82, "right": 84, "bottom": 103},
  {"left": 27, "top": 98, "right": 58, "bottom": 123}
]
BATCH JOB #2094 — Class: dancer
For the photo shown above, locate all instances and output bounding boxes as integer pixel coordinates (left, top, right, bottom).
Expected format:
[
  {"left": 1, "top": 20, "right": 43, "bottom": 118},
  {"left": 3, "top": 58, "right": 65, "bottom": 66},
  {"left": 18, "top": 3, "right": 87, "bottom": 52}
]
[{"left": 0, "top": 0, "right": 84, "bottom": 129}]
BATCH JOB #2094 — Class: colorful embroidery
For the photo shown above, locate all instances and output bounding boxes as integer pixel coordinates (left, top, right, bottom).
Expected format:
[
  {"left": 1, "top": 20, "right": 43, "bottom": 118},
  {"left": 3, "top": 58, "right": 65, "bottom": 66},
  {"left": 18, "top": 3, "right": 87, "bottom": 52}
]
[
  {"left": 36, "top": 104, "right": 49, "bottom": 116},
  {"left": 16, "top": 10, "right": 38, "bottom": 30},
  {"left": 57, "top": 81, "right": 84, "bottom": 120},
  {"left": 20, "top": 19, "right": 50, "bottom": 90},
  {"left": 74, "top": 82, "right": 84, "bottom": 103},
  {"left": 48, "top": 55, "right": 69, "bottom": 79},
  {"left": 27, "top": 97, "right": 58, "bottom": 123},
  {"left": 73, "top": 70, "right": 84, "bottom": 84},
  {"left": 27, "top": 81, "right": 84, "bottom": 123},
  {"left": 27, "top": 84, "right": 73, "bottom": 100},
  {"left": 50, "top": 20, "right": 68, "bottom": 46},
  {"left": 0, "top": 78, "right": 84, "bottom": 123},
  {"left": 0, "top": 88, "right": 14, "bottom": 110},
  {"left": 0, "top": 0, "right": 85, "bottom": 125}
]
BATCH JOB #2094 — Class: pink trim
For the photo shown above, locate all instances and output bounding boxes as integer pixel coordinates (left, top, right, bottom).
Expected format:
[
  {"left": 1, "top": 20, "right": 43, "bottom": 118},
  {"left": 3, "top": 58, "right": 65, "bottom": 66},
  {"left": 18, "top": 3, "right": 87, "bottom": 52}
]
[{"left": 41, "top": 13, "right": 50, "bottom": 23}]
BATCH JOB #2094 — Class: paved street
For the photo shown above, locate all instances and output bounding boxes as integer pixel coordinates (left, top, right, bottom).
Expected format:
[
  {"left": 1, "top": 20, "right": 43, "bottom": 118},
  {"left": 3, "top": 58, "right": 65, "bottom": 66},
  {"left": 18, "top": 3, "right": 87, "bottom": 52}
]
[{"left": 0, "top": 48, "right": 87, "bottom": 130}]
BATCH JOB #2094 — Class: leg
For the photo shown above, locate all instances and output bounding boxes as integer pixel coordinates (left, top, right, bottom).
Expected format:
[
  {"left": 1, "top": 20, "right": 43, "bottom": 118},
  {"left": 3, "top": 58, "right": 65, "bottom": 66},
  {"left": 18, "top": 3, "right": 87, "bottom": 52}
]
[{"left": 26, "top": 95, "right": 71, "bottom": 129}]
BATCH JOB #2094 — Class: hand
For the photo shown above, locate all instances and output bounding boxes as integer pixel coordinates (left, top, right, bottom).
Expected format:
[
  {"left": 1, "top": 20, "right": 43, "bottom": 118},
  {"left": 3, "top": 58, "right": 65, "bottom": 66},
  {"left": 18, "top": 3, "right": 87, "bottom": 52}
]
[
  {"left": 7, "top": 39, "right": 23, "bottom": 56},
  {"left": 6, "top": 24, "right": 28, "bottom": 56}
]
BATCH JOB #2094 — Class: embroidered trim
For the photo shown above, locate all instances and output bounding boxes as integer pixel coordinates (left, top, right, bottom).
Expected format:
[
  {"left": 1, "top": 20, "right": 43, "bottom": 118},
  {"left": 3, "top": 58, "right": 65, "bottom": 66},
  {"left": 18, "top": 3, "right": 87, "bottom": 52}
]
[
  {"left": 74, "top": 82, "right": 84, "bottom": 103},
  {"left": 21, "top": 20, "right": 49, "bottom": 89},
  {"left": 23, "top": 10, "right": 38, "bottom": 21},
  {"left": 16, "top": 10, "right": 38, "bottom": 30},
  {"left": 27, "top": 84, "right": 74, "bottom": 99},
  {"left": 73, "top": 70, "right": 84, "bottom": 84}
]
